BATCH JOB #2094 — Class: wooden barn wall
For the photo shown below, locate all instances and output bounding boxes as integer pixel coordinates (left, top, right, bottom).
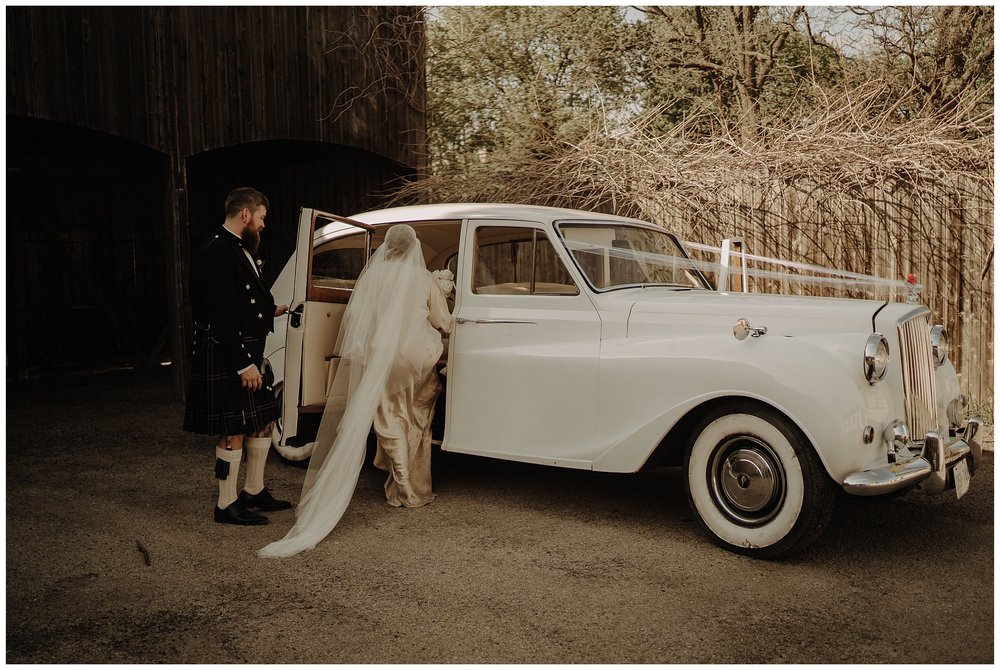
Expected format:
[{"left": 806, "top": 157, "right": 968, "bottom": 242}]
[
  {"left": 6, "top": 6, "right": 426, "bottom": 166},
  {"left": 6, "top": 6, "right": 427, "bottom": 383}
]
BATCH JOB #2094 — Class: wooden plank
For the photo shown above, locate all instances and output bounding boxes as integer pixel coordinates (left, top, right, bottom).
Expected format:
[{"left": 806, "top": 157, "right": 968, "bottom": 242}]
[{"left": 6, "top": 7, "right": 426, "bottom": 166}]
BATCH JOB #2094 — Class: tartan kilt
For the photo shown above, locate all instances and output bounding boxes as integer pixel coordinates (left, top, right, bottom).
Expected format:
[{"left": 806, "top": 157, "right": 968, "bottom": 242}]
[{"left": 183, "top": 330, "right": 280, "bottom": 437}]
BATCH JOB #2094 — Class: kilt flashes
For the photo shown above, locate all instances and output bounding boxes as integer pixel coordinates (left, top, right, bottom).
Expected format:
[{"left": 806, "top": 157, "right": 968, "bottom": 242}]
[{"left": 183, "top": 329, "right": 280, "bottom": 437}]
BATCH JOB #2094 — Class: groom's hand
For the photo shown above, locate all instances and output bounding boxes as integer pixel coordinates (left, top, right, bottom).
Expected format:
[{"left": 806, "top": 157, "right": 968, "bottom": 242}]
[{"left": 240, "top": 365, "right": 263, "bottom": 391}]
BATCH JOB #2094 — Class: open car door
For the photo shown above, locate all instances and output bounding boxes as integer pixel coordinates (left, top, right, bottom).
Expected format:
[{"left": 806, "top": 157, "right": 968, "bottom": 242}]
[{"left": 275, "top": 208, "right": 374, "bottom": 460}]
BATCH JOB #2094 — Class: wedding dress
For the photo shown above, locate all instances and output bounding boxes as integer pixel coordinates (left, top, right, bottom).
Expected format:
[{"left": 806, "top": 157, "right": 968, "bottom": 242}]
[{"left": 258, "top": 224, "right": 452, "bottom": 558}]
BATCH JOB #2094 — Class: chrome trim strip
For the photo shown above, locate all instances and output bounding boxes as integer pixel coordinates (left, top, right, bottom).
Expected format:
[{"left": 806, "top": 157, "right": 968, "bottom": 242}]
[{"left": 455, "top": 318, "right": 537, "bottom": 325}]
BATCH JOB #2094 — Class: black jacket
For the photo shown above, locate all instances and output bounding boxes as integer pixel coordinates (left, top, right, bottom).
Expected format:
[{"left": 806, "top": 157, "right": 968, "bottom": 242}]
[{"left": 190, "top": 227, "right": 277, "bottom": 374}]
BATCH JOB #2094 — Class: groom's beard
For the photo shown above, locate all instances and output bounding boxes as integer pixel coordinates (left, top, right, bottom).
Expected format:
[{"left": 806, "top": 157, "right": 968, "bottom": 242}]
[{"left": 242, "top": 228, "right": 261, "bottom": 255}]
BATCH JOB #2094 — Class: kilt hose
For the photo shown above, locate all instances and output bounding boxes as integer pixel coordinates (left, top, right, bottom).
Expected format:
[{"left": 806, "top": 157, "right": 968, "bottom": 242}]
[{"left": 183, "top": 328, "right": 280, "bottom": 437}]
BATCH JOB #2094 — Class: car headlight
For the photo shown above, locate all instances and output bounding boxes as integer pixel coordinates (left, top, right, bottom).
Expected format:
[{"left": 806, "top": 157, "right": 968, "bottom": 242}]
[
  {"left": 930, "top": 325, "right": 948, "bottom": 367},
  {"left": 947, "top": 394, "right": 968, "bottom": 428},
  {"left": 864, "top": 333, "right": 890, "bottom": 384}
]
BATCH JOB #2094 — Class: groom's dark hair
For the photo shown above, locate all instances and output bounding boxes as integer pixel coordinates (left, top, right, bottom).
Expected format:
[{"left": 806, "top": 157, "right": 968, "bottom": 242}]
[{"left": 225, "top": 187, "right": 269, "bottom": 218}]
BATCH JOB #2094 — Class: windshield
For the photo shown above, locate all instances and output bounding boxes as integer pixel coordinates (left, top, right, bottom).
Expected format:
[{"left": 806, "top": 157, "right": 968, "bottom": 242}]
[{"left": 557, "top": 222, "right": 709, "bottom": 291}]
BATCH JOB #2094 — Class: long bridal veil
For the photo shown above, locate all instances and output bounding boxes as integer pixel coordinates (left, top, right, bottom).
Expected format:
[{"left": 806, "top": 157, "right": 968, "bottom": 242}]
[{"left": 258, "top": 224, "right": 439, "bottom": 558}]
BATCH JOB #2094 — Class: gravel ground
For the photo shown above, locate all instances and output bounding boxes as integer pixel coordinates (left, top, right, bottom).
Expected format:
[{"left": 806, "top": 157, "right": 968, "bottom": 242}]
[{"left": 6, "top": 368, "right": 994, "bottom": 663}]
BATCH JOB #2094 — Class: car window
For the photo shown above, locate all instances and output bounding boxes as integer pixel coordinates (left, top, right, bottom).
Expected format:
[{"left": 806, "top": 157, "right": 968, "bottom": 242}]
[
  {"left": 473, "top": 226, "right": 579, "bottom": 296},
  {"left": 311, "top": 231, "right": 366, "bottom": 290},
  {"left": 558, "top": 223, "right": 708, "bottom": 290}
]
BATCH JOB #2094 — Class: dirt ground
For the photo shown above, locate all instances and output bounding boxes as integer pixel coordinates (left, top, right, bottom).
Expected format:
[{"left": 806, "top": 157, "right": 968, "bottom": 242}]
[{"left": 6, "top": 368, "right": 994, "bottom": 663}]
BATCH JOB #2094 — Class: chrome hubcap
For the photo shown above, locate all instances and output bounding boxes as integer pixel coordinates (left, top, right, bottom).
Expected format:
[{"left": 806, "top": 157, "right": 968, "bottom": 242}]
[{"left": 708, "top": 436, "right": 786, "bottom": 526}]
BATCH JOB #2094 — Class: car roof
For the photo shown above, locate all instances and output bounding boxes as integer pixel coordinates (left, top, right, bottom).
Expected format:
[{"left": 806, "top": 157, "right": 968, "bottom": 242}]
[{"left": 347, "top": 202, "right": 650, "bottom": 226}]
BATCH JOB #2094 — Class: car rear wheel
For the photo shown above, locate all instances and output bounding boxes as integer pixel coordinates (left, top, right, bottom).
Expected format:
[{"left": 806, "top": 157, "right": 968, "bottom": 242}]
[
  {"left": 684, "top": 403, "right": 836, "bottom": 559},
  {"left": 270, "top": 383, "right": 313, "bottom": 465}
]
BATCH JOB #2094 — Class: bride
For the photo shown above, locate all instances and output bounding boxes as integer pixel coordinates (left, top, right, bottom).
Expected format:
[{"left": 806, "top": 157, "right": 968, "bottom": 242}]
[{"left": 259, "top": 224, "right": 453, "bottom": 558}]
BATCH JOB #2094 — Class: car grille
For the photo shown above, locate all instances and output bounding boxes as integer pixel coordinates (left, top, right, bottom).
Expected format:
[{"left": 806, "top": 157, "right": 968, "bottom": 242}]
[{"left": 897, "top": 314, "right": 938, "bottom": 442}]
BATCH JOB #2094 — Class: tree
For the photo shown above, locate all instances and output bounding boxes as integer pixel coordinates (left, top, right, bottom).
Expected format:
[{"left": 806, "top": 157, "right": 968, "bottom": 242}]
[
  {"left": 427, "top": 6, "right": 641, "bottom": 171},
  {"left": 844, "top": 6, "right": 993, "bottom": 119},
  {"left": 636, "top": 6, "right": 809, "bottom": 141}
]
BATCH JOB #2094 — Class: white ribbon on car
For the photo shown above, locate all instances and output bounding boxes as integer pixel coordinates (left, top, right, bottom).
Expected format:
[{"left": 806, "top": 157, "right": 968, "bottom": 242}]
[
  {"left": 562, "top": 238, "right": 923, "bottom": 298},
  {"left": 681, "top": 240, "right": 924, "bottom": 295}
]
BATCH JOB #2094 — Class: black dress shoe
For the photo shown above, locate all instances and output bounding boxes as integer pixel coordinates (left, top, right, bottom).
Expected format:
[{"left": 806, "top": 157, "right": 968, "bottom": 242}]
[
  {"left": 214, "top": 500, "right": 268, "bottom": 525},
  {"left": 239, "top": 487, "right": 293, "bottom": 512}
]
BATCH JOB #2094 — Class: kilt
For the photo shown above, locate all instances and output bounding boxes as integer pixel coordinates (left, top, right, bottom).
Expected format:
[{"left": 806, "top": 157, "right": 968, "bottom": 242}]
[{"left": 183, "top": 328, "right": 280, "bottom": 437}]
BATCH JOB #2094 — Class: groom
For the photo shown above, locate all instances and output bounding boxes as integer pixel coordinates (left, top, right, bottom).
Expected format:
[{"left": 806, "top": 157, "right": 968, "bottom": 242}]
[{"left": 183, "top": 187, "right": 293, "bottom": 525}]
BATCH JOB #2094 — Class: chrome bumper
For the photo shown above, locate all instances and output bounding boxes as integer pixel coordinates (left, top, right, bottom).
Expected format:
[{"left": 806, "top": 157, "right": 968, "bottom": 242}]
[{"left": 842, "top": 418, "right": 982, "bottom": 496}]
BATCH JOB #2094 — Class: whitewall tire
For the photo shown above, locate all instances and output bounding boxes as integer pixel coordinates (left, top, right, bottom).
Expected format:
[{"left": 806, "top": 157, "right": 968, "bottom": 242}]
[{"left": 684, "top": 403, "right": 836, "bottom": 559}]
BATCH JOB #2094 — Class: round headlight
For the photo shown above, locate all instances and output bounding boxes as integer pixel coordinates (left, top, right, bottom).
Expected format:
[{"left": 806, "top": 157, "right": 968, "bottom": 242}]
[
  {"left": 930, "top": 325, "right": 948, "bottom": 367},
  {"left": 947, "top": 397, "right": 966, "bottom": 428},
  {"left": 864, "top": 333, "right": 890, "bottom": 384}
]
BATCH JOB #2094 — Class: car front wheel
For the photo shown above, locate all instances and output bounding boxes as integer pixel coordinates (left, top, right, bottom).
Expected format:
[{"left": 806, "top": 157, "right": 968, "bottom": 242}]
[{"left": 684, "top": 403, "right": 836, "bottom": 559}]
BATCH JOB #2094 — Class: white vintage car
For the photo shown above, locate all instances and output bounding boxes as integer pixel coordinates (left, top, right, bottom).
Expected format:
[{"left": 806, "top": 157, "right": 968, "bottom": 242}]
[{"left": 263, "top": 203, "right": 982, "bottom": 558}]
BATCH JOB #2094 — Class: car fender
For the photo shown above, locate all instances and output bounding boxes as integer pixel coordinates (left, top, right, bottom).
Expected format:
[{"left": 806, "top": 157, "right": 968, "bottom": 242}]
[{"left": 591, "top": 332, "right": 892, "bottom": 480}]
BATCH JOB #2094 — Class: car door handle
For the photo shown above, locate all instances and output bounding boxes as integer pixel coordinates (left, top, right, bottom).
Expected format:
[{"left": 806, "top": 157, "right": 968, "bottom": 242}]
[
  {"left": 289, "top": 303, "right": 305, "bottom": 328},
  {"left": 455, "top": 318, "right": 537, "bottom": 325}
]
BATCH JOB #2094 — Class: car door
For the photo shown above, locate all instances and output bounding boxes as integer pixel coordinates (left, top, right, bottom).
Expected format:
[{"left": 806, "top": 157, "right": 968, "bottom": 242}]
[
  {"left": 445, "top": 220, "right": 602, "bottom": 468},
  {"left": 278, "top": 208, "right": 374, "bottom": 453}
]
